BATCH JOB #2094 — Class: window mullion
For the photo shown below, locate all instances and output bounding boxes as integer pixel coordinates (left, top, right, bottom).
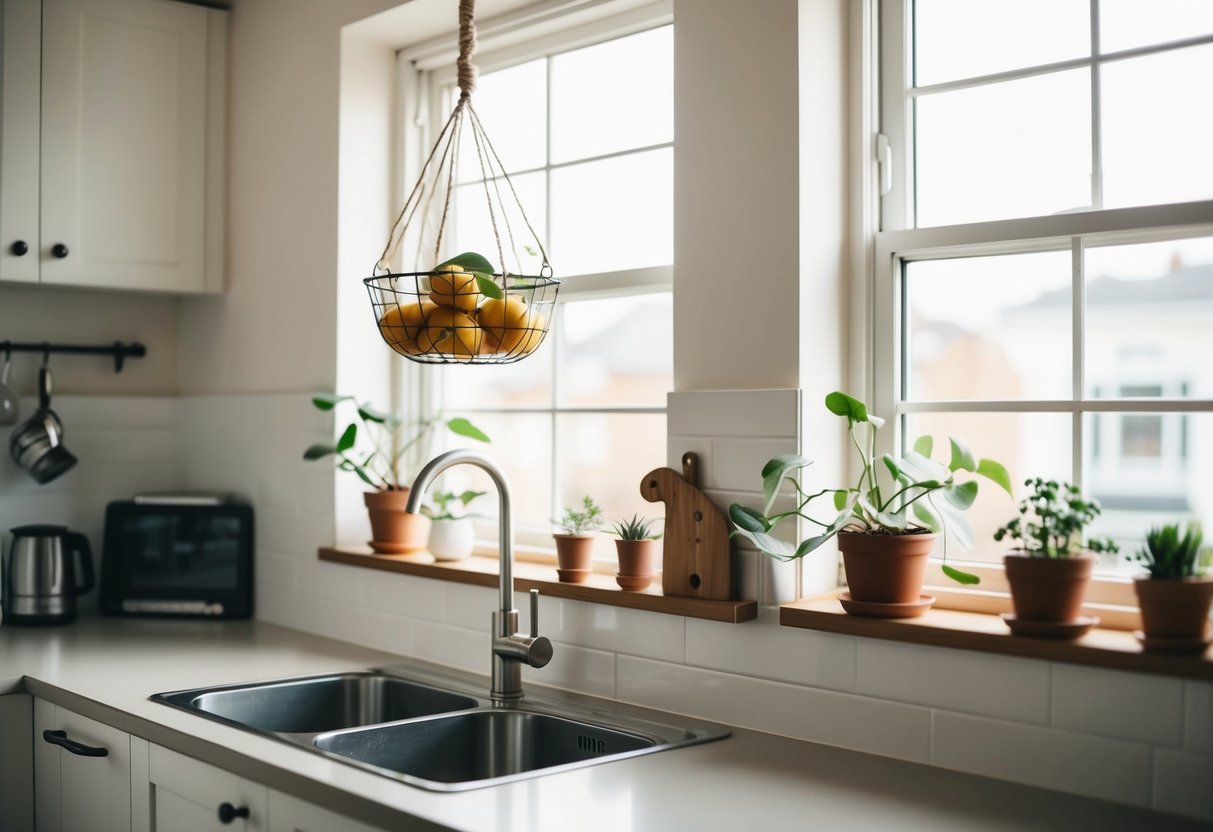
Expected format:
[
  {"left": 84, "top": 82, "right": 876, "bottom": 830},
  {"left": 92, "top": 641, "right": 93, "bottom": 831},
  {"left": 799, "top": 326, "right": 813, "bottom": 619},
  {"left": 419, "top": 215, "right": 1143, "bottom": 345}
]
[
  {"left": 1073, "top": 236, "right": 1086, "bottom": 490},
  {"left": 1090, "top": 0, "right": 1105, "bottom": 211}
]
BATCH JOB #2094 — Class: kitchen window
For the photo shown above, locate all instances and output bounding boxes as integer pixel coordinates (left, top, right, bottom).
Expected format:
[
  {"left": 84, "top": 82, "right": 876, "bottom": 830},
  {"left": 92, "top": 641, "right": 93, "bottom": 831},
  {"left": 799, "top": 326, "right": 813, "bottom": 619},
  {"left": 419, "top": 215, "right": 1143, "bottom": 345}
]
[
  {"left": 398, "top": 6, "right": 673, "bottom": 558},
  {"left": 872, "top": 0, "right": 1213, "bottom": 585}
]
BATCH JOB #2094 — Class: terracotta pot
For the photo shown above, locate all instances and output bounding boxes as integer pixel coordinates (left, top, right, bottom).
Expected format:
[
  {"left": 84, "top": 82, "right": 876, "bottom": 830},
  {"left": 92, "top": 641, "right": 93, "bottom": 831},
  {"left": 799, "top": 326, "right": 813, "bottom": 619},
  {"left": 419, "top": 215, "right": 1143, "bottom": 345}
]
[
  {"left": 1004, "top": 553, "right": 1093, "bottom": 623},
  {"left": 614, "top": 539, "right": 655, "bottom": 590},
  {"left": 1134, "top": 576, "right": 1213, "bottom": 640},
  {"left": 363, "top": 489, "right": 428, "bottom": 553},
  {"left": 838, "top": 531, "right": 934, "bottom": 605},
  {"left": 428, "top": 517, "right": 475, "bottom": 561},
  {"left": 553, "top": 534, "right": 595, "bottom": 582}
]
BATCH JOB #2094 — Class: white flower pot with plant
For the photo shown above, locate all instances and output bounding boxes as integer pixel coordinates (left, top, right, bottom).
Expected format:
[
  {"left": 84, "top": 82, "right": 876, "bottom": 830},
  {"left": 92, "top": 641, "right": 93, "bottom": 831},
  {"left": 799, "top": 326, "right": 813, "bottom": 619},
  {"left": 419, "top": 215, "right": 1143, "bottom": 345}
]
[
  {"left": 730, "top": 391, "right": 1012, "bottom": 618},
  {"left": 422, "top": 490, "right": 486, "bottom": 561},
  {"left": 303, "top": 394, "right": 489, "bottom": 554},
  {"left": 553, "top": 495, "right": 604, "bottom": 583}
]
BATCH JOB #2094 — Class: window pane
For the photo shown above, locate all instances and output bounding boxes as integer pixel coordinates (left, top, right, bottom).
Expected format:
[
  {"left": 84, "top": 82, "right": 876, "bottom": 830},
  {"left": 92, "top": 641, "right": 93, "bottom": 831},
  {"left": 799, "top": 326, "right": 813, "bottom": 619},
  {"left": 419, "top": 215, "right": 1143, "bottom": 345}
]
[
  {"left": 1100, "top": 0, "right": 1213, "bottom": 53},
  {"left": 455, "top": 59, "right": 546, "bottom": 182},
  {"left": 915, "top": 70, "right": 1091, "bottom": 226},
  {"left": 1101, "top": 45, "right": 1213, "bottom": 209},
  {"left": 437, "top": 412, "right": 553, "bottom": 527},
  {"left": 904, "top": 412, "right": 1072, "bottom": 565},
  {"left": 453, "top": 171, "right": 547, "bottom": 275},
  {"left": 1085, "top": 236, "right": 1213, "bottom": 399},
  {"left": 558, "top": 293, "right": 672, "bottom": 408},
  {"left": 905, "top": 252, "right": 1072, "bottom": 401},
  {"left": 1085, "top": 412, "right": 1210, "bottom": 577},
  {"left": 550, "top": 26, "right": 673, "bottom": 164},
  {"left": 550, "top": 148, "right": 672, "bottom": 275},
  {"left": 436, "top": 345, "right": 553, "bottom": 410},
  {"left": 914, "top": 0, "right": 1089, "bottom": 86},
  {"left": 557, "top": 412, "right": 667, "bottom": 563}
]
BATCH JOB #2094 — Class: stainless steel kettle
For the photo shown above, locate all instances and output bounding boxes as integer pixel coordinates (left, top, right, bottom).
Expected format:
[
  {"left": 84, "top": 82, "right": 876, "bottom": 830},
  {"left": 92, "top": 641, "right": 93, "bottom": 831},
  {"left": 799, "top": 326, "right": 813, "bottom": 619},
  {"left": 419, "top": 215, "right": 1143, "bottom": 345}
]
[{"left": 1, "top": 525, "right": 94, "bottom": 624}]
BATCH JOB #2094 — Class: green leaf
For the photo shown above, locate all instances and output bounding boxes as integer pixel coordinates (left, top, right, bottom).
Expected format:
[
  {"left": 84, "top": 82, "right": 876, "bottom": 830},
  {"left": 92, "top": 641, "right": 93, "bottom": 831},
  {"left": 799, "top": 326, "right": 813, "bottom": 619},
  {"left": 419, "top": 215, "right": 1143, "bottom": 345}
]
[
  {"left": 446, "top": 417, "right": 490, "bottom": 443},
  {"left": 312, "top": 393, "right": 351, "bottom": 411},
  {"left": 948, "top": 436, "right": 977, "bottom": 472},
  {"left": 457, "top": 489, "right": 486, "bottom": 506},
  {"left": 352, "top": 466, "right": 377, "bottom": 488},
  {"left": 941, "top": 480, "right": 979, "bottom": 511},
  {"left": 882, "top": 453, "right": 902, "bottom": 483},
  {"left": 730, "top": 526, "right": 798, "bottom": 560},
  {"left": 474, "top": 273, "right": 505, "bottom": 300},
  {"left": 976, "top": 458, "right": 1013, "bottom": 496},
  {"left": 898, "top": 451, "right": 951, "bottom": 486},
  {"left": 729, "top": 504, "right": 770, "bottom": 534},
  {"left": 438, "top": 251, "right": 495, "bottom": 273},
  {"left": 761, "top": 454, "right": 812, "bottom": 515},
  {"left": 936, "top": 499, "right": 976, "bottom": 551},
  {"left": 860, "top": 494, "right": 906, "bottom": 531},
  {"left": 942, "top": 565, "right": 981, "bottom": 585},
  {"left": 912, "top": 435, "right": 933, "bottom": 458},
  {"left": 824, "top": 391, "right": 869, "bottom": 424},
  {"left": 336, "top": 424, "right": 357, "bottom": 453},
  {"left": 834, "top": 489, "right": 852, "bottom": 510},
  {"left": 912, "top": 500, "right": 942, "bottom": 532},
  {"left": 358, "top": 405, "right": 390, "bottom": 424},
  {"left": 304, "top": 443, "right": 336, "bottom": 460},
  {"left": 793, "top": 505, "right": 857, "bottom": 557}
]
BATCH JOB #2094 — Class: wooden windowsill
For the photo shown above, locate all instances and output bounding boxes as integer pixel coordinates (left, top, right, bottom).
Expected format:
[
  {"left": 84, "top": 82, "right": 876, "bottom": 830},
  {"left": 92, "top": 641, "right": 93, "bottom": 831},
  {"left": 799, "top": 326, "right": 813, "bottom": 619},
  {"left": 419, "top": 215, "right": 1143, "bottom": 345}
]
[
  {"left": 320, "top": 547, "right": 758, "bottom": 623},
  {"left": 781, "top": 594, "right": 1213, "bottom": 681}
]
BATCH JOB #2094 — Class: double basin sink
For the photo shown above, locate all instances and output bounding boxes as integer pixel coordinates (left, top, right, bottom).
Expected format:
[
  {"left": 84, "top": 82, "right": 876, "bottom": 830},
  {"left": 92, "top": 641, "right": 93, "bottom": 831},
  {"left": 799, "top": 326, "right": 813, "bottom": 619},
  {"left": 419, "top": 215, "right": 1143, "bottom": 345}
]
[{"left": 153, "top": 666, "right": 728, "bottom": 792}]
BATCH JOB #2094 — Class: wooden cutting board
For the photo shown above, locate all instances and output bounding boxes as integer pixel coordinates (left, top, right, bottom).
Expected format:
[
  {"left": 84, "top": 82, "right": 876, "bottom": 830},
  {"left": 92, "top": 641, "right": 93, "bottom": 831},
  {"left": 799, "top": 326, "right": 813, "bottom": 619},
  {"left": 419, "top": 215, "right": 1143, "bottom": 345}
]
[{"left": 641, "top": 452, "right": 733, "bottom": 600}]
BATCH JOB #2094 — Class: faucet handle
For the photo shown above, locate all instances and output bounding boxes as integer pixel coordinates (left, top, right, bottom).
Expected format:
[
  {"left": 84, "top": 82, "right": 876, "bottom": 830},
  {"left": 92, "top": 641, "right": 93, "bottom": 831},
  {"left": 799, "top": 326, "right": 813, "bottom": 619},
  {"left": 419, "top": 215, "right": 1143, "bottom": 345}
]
[{"left": 529, "top": 588, "right": 540, "bottom": 638}]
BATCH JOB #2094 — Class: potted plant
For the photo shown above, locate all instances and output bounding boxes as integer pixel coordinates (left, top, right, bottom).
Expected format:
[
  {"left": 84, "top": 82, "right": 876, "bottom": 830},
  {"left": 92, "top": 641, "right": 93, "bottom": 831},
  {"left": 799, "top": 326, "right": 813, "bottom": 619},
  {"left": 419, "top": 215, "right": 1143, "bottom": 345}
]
[
  {"left": 420, "top": 490, "right": 486, "bottom": 562},
  {"left": 994, "top": 478, "right": 1117, "bottom": 636},
  {"left": 553, "top": 495, "right": 604, "bottom": 583},
  {"left": 729, "top": 391, "right": 1011, "bottom": 617},
  {"left": 1131, "top": 522, "right": 1212, "bottom": 651},
  {"left": 609, "top": 515, "right": 661, "bottom": 591},
  {"left": 303, "top": 394, "right": 489, "bottom": 554}
]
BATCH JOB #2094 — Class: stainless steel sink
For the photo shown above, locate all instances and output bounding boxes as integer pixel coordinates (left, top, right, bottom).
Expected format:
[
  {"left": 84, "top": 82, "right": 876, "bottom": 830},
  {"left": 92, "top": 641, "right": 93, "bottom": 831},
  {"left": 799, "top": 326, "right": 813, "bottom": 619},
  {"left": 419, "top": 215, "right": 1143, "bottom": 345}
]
[
  {"left": 152, "top": 663, "right": 728, "bottom": 791},
  {"left": 156, "top": 672, "right": 478, "bottom": 734},
  {"left": 315, "top": 710, "right": 655, "bottom": 786}
]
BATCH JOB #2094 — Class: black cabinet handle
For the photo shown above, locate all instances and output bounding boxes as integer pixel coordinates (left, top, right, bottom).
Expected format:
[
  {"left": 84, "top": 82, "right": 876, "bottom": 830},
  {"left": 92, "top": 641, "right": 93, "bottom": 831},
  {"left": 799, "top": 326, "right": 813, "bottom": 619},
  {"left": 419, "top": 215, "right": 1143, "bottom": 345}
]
[
  {"left": 42, "top": 730, "right": 108, "bottom": 758},
  {"left": 51, "top": 243, "right": 69, "bottom": 258},
  {"left": 217, "top": 803, "right": 250, "bottom": 824},
  {"left": 10, "top": 240, "right": 28, "bottom": 256}
]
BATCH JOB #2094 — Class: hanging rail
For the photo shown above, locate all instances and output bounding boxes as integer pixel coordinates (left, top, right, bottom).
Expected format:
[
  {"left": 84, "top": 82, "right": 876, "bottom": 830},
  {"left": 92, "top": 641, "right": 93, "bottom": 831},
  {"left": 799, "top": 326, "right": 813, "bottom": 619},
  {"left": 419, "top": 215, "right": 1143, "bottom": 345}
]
[{"left": 0, "top": 340, "right": 147, "bottom": 373}]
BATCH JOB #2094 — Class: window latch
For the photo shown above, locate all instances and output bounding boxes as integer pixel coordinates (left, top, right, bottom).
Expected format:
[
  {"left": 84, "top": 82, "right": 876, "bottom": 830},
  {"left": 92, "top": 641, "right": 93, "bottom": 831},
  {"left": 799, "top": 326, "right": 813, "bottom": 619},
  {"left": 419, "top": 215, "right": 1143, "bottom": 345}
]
[{"left": 876, "top": 133, "right": 893, "bottom": 197}]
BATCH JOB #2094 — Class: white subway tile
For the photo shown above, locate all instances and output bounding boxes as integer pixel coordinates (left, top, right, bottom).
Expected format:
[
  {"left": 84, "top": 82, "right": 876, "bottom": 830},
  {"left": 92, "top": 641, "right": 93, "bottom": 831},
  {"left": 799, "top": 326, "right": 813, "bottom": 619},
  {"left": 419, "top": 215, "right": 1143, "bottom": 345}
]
[
  {"left": 762, "top": 680, "right": 931, "bottom": 763},
  {"left": 665, "top": 437, "right": 712, "bottom": 481},
  {"left": 444, "top": 582, "right": 498, "bottom": 629},
  {"left": 1052, "top": 664, "right": 1183, "bottom": 745},
  {"left": 1153, "top": 748, "right": 1213, "bottom": 822},
  {"left": 857, "top": 641, "right": 1050, "bottom": 723},
  {"left": 710, "top": 438, "right": 796, "bottom": 492},
  {"left": 410, "top": 621, "right": 489, "bottom": 675},
  {"left": 1184, "top": 681, "right": 1212, "bottom": 753},
  {"left": 523, "top": 642, "right": 615, "bottom": 699},
  {"left": 686, "top": 607, "right": 855, "bottom": 691},
  {"left": 553, "top": 599, "right": 686, "bottom": 663},
  {"left": 362, "top": 572, "right": 446, "bottom": 622},
  {"left": 932, "top": 712, "right": 1153, "bottom": 807},
  {"left": 258, "top": 552, "right": 296, "bottom": 590},
  {"left": 667, "top": 389, "right": 800, "bottom": 438},
  {"left": 296, "top": 560, "right": 363, "bottom": 606},
  {"left": 616, "top": 656, "right": 765, "bottom": 729}
]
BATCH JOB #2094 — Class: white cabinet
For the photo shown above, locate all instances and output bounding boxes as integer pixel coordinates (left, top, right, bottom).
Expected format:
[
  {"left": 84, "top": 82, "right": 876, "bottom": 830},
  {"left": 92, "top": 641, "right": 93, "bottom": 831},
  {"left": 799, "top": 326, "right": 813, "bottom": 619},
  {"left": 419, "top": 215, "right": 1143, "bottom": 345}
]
[
  {"left": 0, "top": 0, "right": 226, "bottom": 293},
  {"left": 268, "top": 791, "right": 392, "bottom": 832},
  {"left": 141, "top": 744, "right": 267, "bottom": 832},
  {"left": 0, "top": 694, "right": 35, "bottom": 832},
  {"left": 33, "top": 698, "right": 132, "bottom": 832}
]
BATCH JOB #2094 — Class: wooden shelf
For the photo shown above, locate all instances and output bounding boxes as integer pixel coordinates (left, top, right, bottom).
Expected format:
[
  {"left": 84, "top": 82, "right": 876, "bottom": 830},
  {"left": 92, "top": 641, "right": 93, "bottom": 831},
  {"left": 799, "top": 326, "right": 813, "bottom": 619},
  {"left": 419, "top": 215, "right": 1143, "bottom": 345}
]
[
  {"left": 319, "top": 547, "right": 758, "bottom": 624},
  {"left": 781, "top": 594, "right": 1213, "bottom": 681}
]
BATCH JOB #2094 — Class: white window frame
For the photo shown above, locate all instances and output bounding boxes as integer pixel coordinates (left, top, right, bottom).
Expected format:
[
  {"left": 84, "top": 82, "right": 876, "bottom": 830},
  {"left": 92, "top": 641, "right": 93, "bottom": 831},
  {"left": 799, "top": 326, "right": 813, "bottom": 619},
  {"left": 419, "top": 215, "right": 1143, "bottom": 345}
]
[
  {"left": 870, "top": 0, "right": 1213, "bottom": 610},
  {"left": 394, "top": 1, "right": 674, "bottom": 552}
]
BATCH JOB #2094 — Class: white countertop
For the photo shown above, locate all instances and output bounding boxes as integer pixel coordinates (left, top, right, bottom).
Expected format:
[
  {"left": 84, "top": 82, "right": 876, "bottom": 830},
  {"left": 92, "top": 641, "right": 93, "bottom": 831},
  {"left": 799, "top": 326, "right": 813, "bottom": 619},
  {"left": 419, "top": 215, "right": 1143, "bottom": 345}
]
[{"left": 0, "top": 616, "right": 1195, "bottom": 831}]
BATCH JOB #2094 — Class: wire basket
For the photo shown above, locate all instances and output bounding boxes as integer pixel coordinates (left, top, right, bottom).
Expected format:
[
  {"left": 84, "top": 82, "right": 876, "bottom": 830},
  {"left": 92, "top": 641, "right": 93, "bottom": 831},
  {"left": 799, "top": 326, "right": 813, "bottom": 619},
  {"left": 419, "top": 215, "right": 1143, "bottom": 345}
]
[
  {"left": 367, "top": 270, "right": 559, "bottom": 365},
  {"left": 365, "top": 0, "right": 559, "bottom": 366}
]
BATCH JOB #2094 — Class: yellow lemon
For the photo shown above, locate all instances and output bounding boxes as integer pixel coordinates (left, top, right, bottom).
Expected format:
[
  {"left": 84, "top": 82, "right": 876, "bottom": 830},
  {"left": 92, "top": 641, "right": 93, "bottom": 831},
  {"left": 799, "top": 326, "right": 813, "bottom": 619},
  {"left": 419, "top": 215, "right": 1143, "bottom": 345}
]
[
  {"left": 420, "top": 306, "right": 482, "bottom": 357},
  {"left": 513, "top": 311, "right": 546, "bottom": 356},
  {"left": 379, "top": 299, "right": 436, "bottom": 341},
  {"left": 478, "top": 295, "right": 538, "bottom": 354},
  {"left": 429, "top": 264, "right": 481, "bottom": 311}
]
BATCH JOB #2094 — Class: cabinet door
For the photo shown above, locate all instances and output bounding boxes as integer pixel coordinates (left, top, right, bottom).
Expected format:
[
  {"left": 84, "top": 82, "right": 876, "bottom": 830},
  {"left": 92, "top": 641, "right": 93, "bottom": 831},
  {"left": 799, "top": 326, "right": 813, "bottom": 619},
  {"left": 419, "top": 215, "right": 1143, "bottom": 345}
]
[
  {"left": 0, "top": 0, "right": 40, "bottom": 284},
  {"left": 147, "top": 744, "right": 267, "bottom": 832},
  {"left": 0, "top": 694, "right": 35, "bottom": 832},
  {"left": 34, "top": 698, "right": 132, "bottom": 832},
  {"left": 268, "top": 790, "right": 394, "bottom": 832},
  {"left": 39, "top": 0, "right": 209, "bottom": 292}
]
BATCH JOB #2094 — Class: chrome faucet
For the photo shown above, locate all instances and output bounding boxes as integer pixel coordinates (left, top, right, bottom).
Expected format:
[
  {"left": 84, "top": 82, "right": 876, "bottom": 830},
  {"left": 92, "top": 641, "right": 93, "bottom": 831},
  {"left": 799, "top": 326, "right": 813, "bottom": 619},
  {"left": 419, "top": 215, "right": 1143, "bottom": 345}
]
[{"left": 405, "top": 449, "right": 553, "bottom": 700}]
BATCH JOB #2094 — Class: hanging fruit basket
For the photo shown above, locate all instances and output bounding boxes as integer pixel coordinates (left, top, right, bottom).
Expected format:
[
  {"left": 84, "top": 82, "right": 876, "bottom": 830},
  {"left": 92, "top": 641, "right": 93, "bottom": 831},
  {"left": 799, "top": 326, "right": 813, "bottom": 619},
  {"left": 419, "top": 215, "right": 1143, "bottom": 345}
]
[{"left": 365, "top": 0, "right": 560, "bottom": 365}]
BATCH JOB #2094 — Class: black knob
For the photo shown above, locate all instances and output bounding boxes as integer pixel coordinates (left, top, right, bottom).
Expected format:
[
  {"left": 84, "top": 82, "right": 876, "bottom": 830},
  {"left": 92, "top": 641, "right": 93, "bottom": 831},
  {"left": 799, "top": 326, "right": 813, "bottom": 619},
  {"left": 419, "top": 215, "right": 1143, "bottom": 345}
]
[
  {"left": 217, "top": 803, "right": 250, "bottom": 824},
  {"left": 10, "top": 240, "right": 28, "bottom": 256},
  {"left": 51, "top": 243, "right": 69, "bottom": 258}
]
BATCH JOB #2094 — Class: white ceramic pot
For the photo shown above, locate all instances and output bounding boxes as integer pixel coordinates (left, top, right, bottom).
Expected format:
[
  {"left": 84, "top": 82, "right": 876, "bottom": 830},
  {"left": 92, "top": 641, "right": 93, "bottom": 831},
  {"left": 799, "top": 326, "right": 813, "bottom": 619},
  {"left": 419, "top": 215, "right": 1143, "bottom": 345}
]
[{"left": 428, "top": 517, "right": 475, "bottom": 561}]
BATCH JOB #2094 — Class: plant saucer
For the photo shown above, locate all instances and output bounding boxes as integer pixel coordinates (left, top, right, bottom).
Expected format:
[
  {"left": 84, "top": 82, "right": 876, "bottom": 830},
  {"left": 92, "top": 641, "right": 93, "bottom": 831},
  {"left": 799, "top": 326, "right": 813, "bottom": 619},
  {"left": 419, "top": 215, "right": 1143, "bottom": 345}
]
[
  {"left": 367, "top": 540, "right": 425, "bottom": 555},
  {"left": 1001, "top": 613, "right": 1098, "bottom": 639},
  {"left": 838, "top": 592, "right": 935, "bottom": 619},
  {"left": 1134, "top": 631, "right": 1212, "bottom": 655},
  {"left": 615, "top": 573, "right": 653, "bottom": 592},
  {"left": 556, "top": 567, "right": 591, "bottom": 584}
]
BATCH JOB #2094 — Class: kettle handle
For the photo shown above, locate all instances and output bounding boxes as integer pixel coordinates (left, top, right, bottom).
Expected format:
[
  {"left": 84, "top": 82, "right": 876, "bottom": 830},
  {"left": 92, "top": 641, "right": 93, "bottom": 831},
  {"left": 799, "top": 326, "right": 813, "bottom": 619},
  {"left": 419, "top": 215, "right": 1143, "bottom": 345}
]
[{"left": 67, "top": 532, "right": 94, "bottom": 596}]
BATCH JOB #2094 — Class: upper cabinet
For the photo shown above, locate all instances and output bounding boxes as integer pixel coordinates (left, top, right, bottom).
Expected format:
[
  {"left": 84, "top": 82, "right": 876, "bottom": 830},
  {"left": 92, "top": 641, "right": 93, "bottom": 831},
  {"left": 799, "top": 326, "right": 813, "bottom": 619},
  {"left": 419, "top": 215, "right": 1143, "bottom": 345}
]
[{"left": 0, "top": 0, "right": 226, "bottom": 293}]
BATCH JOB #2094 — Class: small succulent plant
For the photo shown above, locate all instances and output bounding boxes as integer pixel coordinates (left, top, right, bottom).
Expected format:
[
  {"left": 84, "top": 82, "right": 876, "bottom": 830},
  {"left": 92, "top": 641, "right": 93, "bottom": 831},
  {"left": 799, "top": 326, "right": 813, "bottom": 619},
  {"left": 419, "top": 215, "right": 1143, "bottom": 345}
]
[
  {"left": 1133, "top": 522, "right": 1206, "bottom": 580},
  {"left": 609, "top": 515, "right": 662, "bottom": 541}
]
